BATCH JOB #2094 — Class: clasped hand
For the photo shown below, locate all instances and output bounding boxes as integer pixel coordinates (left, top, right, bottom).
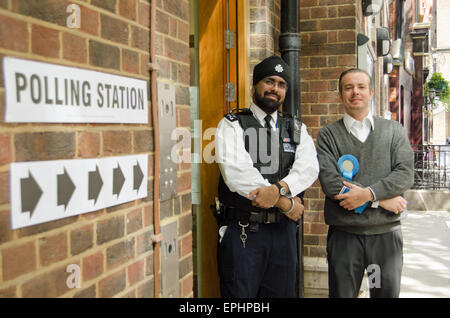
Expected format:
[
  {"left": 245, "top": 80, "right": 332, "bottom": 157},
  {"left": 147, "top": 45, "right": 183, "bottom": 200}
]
[{"left": 247, "top": 185, "right": 304, "bottom": 222}]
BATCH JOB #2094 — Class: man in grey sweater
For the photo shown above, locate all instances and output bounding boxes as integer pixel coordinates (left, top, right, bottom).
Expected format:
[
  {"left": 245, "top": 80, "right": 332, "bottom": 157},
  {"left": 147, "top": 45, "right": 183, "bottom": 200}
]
[{"left": 317, "top": 69, "right": 414, "bottom": 298}]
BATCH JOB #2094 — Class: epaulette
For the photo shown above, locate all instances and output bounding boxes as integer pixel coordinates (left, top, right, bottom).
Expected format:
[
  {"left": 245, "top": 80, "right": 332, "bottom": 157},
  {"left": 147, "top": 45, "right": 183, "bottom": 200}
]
[{"left": 224, "top": 108, "right": 252, "bottom": 122}]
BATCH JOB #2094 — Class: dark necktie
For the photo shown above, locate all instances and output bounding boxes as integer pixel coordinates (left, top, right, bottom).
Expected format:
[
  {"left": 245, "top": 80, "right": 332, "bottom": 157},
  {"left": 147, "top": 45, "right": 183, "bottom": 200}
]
[{"left": 264, "top": 115, "right": 272, "bottom": 130}]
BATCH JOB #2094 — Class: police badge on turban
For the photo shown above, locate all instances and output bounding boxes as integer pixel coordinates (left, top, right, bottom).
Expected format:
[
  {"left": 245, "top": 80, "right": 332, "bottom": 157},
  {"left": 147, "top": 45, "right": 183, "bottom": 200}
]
[{"left": 253, "top": 55, "right": 290, "bottom": 86}]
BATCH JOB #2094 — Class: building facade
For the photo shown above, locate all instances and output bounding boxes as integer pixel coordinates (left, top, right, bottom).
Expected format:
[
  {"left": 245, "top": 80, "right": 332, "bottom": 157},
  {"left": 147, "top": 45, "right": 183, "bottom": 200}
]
[{"left": 0, "top": 0, "right": 427, "bottom": 298}]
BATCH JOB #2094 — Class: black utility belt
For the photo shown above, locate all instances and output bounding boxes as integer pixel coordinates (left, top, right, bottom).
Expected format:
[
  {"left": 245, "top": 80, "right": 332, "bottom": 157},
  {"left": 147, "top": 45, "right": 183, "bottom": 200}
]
[{"left": 222, "top": 205, "right": 282, "bottom": 224}]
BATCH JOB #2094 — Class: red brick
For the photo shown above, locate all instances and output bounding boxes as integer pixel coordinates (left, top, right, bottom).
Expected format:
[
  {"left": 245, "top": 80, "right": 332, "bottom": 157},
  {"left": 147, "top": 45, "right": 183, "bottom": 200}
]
[
  {"left": 31, "top": 24, "right": 60, "bottom": 58},
  {"left": 22, "top": 263, "right": 78, "bottom": 297},
  {"left": 137, "top": 1, "right": 150, "bottom": 28},
  {"left": 177, "top": 20, "right": 189, "bottom": 43},
  {"left": 134, "top": 130, "right": 153, "bottom": 153},
  {"left": 0, "top": 210, "right": 13, "bottom": 244},
  {"left": 103, "top": 131, "right": 132, "bottom": 155},
  {"left": 140, "top": 53, "right": 150, "bottom": 77},
  {"left": 181, "top": 273, "right": 193, "bottom": 297},
  {"left": 0, "top": 172, "right": 9, "bottom": 205},
  {"left": 0, "top": 286, "right": 16, "bottom": 298},
  {"left": 136, "top": 230, "right": 153, "bottom": 255},
  {"left": 15, "top": 132, "right": 75, "bottom": 161},
  {"left": 338, "top": 4, "right": 356, "bottom": 17},
  {"left": 301, "top": 115, "right": 320, "bottom": 128},
  {"left": 39, "top": 233, "right": 68, "bottom": 266},
  {"left": 127, "top": 208, "right": 143, "bottom": 234},
  {"left": 106, "top": 238, "right": 135, "bottom": 269},
  {"left": 165, "top": 38, "right": 189, "bottom": 63},
  {"left": 101, "top": 14, "right": 129, "bottom": 45},
  {"left": 80, "top": 6, "right": 99, "bottom": 36},
  {"left": 70, "top": 224, "right": 94, "bottom": 255},
  {"left": 127, "top": 258, "right": 145, "bottom": 286},
  {"left": 119, "top": 0, "right": 136, "bottom": 20},
  {"left": 310, "top": 7, "right": 327, "bottom": 18},
  {"left": 0, "top": 15, "right": 28, "bottom": 52},
  {"left": 63, "top": 32, "right": 87, "bottom": 63},
  {"left": 98, "top": 269, "right": 126, "bottom": 298},
  {"left": 91, "top": 0, "right": 116, "bottom": 13},
  {"left": 177, "top": 171, "right": 191, "bottom": 193},
  {"left": 89, "top": 40, "right": 120, "bottom": 70},
  {"left": 96, "top": 216, "right": 125, "bottom": 245},
  {"left": 177, "top": 107, "right": 190, "bottom": 127},
  {"left": 319, "top": 91, "right": 340, "bottom": 103},
  {"left": 180, "top": 234, "right": 192, "bottom": 258},
  {"left": 82, "top": 251, "right": 104, "bottom": 281},
  {"left": 300, "top": 0, "right": 318, "bottom": 7},
  {"left": 131, "top": 25, "right": 150, "bottom": 51},
  {"left": 13, "top": 0, "right": 69, "bottom": 26},
  {"left": 77, "top": 131, "right": 100, "bottom": 158},
  {"left": 309, "top": 81, "right": 328, "bottom": 92},
  {"left": 0, "top": 133, "right": 11, "bottom": 166},
  {"left": 122, "top": 49, "right": 140, "bottom": 74},
  {"left": 2, "top": 241, "right": 37, "bottom": 281},
  {"left": 143, "top": 204, "right": 154, "bottom": 227}
]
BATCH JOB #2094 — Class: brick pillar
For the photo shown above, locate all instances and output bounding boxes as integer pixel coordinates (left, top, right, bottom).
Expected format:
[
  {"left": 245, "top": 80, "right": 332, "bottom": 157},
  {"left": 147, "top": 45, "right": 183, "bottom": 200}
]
[{"left": 300, "top": 0, "right": 357, "bottom": 257}]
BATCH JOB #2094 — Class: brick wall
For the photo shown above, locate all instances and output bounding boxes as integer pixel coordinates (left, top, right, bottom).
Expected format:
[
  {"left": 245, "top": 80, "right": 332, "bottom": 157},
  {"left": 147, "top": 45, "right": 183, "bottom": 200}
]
[
  {"left": 300, "top": 0, "right": 357, "bottom": 257},
  {"left": 0, "top": 0, "right": 192, "bottom": 298},
  {"left": 249, "top": 0, "right": 281, "bottom": 73}
]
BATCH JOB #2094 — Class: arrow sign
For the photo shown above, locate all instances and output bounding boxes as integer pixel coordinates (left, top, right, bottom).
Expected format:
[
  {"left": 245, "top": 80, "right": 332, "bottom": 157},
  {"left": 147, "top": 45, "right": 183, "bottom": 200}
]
[
  {"left": 20, "top": 170, "right": 43, "bottom": 218},
  {"left": 113, "top": 163, "right": 125, "bottom": 197},
  {"left": 88, "top": 165, "right": 103, "bottom": 204},
  {"left": 133, "top": 161, "right": 144, "bottom": 192},
  {"left": 57, "top": 168, "right": 76, "bottom": 210},
  {"left": 10, "top": 155, "right": 147, "bottom": 229}
]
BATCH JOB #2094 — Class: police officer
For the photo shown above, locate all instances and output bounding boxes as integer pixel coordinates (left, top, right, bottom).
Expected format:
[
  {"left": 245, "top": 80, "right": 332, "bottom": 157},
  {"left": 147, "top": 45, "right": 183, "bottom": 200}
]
[{"left": 214, "top": 55, "right": 319, "bottom": 297}]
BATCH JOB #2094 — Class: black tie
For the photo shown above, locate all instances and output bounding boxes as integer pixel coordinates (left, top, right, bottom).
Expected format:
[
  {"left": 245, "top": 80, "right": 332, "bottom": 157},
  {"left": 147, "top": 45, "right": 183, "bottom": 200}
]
[{"left": 264, "top": 115, "right": 272, "bottom": 130}]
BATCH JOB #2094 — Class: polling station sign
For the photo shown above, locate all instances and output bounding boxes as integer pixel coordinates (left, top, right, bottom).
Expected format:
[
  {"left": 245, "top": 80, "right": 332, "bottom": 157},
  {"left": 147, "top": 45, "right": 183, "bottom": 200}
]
[{"left": 2, "top": 57, "right": 148, "bottom": 123}]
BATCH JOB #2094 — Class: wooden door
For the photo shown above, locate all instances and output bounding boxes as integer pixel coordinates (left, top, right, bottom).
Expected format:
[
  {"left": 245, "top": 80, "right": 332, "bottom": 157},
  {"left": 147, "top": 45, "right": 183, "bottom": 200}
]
[{"left": 198, "top": 0, "right": 247, "bottom": 297}]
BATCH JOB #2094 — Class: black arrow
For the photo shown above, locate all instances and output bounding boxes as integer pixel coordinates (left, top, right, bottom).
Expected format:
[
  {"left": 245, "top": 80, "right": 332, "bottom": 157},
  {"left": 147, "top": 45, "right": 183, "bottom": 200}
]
[
  {"left": 88, "top": 165, "right": 103, "bottom": 204},
  {"left": 57, "top": 168, "right": 76, "bottom": 210},
  {"left": 113, "top": 163, "right": 125, "bottom": 197},
  {"left": 20, "top": 170, "right": 43, "bottom": 218},
  {"left": 133, "top": 161, "right": 144, "bottom": 192}
]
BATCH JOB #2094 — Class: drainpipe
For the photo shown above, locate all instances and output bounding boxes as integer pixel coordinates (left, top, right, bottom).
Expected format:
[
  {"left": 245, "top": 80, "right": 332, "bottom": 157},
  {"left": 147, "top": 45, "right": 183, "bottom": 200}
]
[
  {"left": 279, "top": 0, "right": 301, "bottom": 118},
  {"left": 279, "top": 0, "right": 303, "bottom": 298},
  {"left": 149, "top": 0, "right": 162, "bottom": 298}
]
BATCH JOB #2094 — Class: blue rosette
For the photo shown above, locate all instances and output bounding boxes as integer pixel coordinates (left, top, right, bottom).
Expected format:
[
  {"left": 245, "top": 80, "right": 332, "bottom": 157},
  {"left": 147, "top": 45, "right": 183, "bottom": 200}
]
[{"left": 338, "top": 154, "right": 368, "bottom": 214}]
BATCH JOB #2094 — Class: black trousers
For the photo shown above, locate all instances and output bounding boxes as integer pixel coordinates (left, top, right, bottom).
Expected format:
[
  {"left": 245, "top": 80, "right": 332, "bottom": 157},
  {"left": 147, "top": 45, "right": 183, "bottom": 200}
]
[
  {"left": 326, "top": 226, "right": 403, "bottom": 298},
  {"left": 217, "top": 217, "right": 298, "bottom": 298}
]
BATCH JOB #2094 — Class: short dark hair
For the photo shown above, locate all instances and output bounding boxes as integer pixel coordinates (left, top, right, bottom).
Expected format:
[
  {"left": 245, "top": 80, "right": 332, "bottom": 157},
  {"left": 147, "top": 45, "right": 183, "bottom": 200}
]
[{"left": 338, "top": 68, "right": 372, "bottom": 93}]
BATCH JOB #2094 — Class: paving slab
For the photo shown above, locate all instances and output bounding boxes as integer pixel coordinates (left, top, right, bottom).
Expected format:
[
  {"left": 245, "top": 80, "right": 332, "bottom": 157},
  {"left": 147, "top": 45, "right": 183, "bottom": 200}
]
[{"left": 400, "top": 210, "right": 450, "bottom": 298}]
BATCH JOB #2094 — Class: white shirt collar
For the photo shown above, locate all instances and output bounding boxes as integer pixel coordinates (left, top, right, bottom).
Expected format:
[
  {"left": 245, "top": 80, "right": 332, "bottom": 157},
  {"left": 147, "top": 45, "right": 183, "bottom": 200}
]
[
  {"left": 250, "top": 103, "right": 277, "bottom": 128},
  {"left": 343, "top": 112, "right": 374, "bottom": 133}
]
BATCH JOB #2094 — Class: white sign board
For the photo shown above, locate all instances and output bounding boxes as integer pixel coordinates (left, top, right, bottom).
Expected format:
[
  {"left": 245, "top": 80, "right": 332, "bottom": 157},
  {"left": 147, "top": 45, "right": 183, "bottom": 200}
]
[
  {"left": 10, "top": 154, "right": 148, "bottom": 229},
  {"left": 2, "top": 57, "right": 148, "bottom": 123}
]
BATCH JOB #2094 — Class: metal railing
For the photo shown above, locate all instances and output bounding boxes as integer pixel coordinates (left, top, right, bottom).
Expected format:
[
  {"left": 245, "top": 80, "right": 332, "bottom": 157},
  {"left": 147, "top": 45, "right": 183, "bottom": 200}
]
[{"left": 412, "top": 144, "right": 450, "bottom": 190}]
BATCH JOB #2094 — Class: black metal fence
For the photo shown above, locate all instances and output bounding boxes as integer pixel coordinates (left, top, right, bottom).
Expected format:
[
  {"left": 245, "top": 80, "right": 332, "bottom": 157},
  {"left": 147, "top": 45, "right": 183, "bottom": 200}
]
[{"left": 412, "top": 144, "right": 450, "bottom": 190}]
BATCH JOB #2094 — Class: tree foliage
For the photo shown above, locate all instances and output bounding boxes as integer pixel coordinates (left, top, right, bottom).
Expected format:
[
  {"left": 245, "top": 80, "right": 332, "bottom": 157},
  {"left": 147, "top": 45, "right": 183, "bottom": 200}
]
[{"left": 424, "top": 72, "right": 450, "bottom": 111}]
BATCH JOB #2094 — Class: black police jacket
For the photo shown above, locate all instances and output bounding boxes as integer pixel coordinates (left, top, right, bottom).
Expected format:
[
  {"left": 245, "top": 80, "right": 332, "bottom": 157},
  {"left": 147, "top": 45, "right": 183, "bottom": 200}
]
[{"left": 218, "top": 109, "right": 299, "bottom": 214}]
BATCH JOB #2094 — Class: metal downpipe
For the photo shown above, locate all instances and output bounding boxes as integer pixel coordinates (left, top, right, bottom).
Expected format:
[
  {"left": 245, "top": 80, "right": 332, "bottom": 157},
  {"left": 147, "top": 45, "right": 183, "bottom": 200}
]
[{"left": 279, "top": 0, "right": 303, "bottom": 298}]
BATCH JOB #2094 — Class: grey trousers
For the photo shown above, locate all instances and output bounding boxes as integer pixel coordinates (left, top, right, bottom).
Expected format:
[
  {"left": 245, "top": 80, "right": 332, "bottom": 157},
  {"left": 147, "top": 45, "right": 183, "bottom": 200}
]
[{"left": 326, "top": 226, "right": 403, "bottom": 298}]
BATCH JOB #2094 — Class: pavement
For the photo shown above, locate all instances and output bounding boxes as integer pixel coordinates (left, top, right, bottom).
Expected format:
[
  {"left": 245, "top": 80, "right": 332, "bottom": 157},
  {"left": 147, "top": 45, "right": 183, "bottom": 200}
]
[{"left": 399, "top": 209, "right": 450, "bottom": 298}]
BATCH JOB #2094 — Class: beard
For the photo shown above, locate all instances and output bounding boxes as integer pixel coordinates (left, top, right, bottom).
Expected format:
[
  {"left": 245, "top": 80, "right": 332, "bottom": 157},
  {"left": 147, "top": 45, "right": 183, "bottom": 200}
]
[{"left": 253, "top": 90, "right": 283, "bottom": 114}]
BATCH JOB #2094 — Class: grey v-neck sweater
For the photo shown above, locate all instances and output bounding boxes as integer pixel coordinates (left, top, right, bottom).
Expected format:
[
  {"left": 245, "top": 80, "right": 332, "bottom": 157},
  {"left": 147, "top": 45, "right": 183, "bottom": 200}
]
[{"left": 317, "top": 116, "right": 414, "bottom": 235}]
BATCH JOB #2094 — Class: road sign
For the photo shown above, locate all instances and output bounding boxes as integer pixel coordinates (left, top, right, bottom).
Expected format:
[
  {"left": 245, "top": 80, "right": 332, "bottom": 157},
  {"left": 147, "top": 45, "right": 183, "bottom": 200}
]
[{"left": 10, "top": 154, "right": 148, "bottom": 229}]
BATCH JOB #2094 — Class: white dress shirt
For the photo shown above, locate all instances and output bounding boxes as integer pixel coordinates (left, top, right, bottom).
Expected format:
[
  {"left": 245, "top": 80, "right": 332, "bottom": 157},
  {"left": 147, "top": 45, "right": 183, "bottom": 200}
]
[
  {"left": 215, "top": 103, "right": 319, "bottom": 198},
  {"left": 343, "top": 112, "right": 374, "bottom": 143}
]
